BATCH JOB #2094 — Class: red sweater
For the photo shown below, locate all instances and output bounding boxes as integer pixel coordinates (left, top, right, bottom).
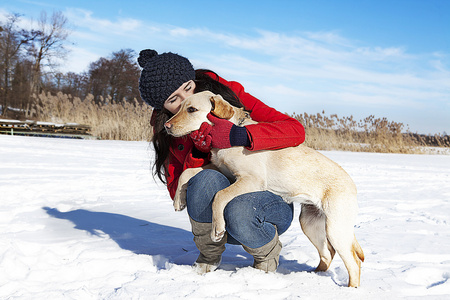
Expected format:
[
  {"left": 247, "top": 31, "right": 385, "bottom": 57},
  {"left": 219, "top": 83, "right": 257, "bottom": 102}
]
[{"left": 164, "top": 73, "right": 305, "bottom": 200}]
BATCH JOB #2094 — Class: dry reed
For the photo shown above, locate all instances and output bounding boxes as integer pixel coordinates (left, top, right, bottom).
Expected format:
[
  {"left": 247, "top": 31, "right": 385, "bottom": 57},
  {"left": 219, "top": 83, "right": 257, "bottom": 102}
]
[
  {"left": 29, "top": 92, "right": 448, "bottom": 154},
  {"left": 291, "top": 111, "right": 449, "bottom": 154},
  {"left": 30, "top": 92, "right": 153, "bottom": 141}
]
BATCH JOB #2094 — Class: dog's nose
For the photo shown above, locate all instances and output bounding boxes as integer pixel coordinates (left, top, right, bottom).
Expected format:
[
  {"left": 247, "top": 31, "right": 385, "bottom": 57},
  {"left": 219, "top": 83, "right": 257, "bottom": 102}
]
[{"left": 164, "top": 122, "right": 172, "bottom": 130}]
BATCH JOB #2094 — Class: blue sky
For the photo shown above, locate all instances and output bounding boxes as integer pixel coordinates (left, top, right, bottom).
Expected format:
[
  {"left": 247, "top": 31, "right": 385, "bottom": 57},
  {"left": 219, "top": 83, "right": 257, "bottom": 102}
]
[{"left": 2, "top": 0, "right": 449, "bottom": 134}]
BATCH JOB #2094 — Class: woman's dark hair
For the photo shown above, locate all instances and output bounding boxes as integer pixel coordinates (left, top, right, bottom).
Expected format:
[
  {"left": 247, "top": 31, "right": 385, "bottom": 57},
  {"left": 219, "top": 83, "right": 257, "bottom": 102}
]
[{"left": 151, "top": 69, "right": 243, "bottom": 184}]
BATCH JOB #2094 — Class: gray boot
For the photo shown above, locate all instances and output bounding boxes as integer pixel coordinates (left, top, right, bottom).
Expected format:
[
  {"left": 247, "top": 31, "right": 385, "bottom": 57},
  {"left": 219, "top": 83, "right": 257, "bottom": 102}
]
[
  {"left": 190, "top": 217, "right": 227, "bottom": 274},
  {"left": 242, "top": 230, "right": 282, "bottom": 273}
]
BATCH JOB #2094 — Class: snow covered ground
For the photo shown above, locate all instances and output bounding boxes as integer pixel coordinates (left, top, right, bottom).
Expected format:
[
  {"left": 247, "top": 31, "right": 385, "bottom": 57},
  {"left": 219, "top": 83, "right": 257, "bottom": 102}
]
[{"left": 1, "top": 135, "right": 449, "bottom": 299}]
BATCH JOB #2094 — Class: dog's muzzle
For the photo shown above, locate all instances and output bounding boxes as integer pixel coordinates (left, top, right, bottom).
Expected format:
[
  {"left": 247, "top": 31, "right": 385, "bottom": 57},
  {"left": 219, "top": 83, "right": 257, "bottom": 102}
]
[{"left": 164, "top": 122, "right": 173, "bottom": 134}]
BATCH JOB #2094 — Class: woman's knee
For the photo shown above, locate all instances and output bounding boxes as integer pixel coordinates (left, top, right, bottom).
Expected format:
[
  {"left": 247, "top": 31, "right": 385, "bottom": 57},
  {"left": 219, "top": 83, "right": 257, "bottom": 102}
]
[
  {"left": 186, "top": 169, "right": 230, "bottom": 221},
  {"left": 188, "top": 169, "right": 229, "bottom": 190},
  {"left": 223, "top": 193, "right": 261, "bottom": 238},
  {"left": 224, "top": 191, "right": 294, "bottom": 238},
  {"left": 224, "top": 194, "right": 257, "bottom": 225}
]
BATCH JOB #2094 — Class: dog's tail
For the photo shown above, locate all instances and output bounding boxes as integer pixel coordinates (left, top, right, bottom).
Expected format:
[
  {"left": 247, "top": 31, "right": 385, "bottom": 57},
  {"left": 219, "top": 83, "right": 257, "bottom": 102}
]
[{"left": 352, "top": 235, "right": 365, "bottom": 263}]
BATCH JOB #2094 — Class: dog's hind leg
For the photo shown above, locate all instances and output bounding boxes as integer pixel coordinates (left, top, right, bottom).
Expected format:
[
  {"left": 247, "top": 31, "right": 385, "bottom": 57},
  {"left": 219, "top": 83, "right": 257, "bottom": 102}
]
[
  {"left": 299, "top": 203, "right": 335, "bottom": 272},
  {"left": 324, "top": 196, "right": 363, "bottom": 287}
]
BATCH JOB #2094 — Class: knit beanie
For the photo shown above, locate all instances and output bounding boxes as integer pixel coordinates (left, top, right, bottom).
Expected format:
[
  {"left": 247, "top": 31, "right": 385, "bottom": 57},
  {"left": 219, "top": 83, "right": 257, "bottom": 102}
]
[{"left": 138, "top": 49, "right": 195, "bottom": 110}]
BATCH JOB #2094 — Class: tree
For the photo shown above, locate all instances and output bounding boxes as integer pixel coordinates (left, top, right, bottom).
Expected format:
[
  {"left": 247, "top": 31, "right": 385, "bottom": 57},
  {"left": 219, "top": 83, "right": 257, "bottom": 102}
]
[
  {"left": 108, "top": 49, "right": 141, "bottom": 102},
  {"left": 87, "top": 57, "right": 110, "bottom": 102},
  {"left": 0, "top": 13, "right": 39, "bottom": 115},
  {"left": 28, "top": 10, "right": 71, "bottom": 95},
  {"left": 87, "top": 49, "right": 141, "bottom": 103},
  {"left": 60, "top": 72, "right": 88, "bottom": 98},
  {"left": 11, "top": 60, "right": 32, "bottom": 112}
]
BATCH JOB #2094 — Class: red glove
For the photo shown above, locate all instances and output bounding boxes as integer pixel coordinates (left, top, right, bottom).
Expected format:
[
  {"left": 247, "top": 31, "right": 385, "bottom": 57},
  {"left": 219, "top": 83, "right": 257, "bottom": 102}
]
[
  {"left": 207, "top": 114, "right": 235, "bottom": 149},
  {"left": 190, "top": 122, "right": 213, "bottom": 152},
  {"left": 190, "top": 113, "right": 250, "bottom": 150}
]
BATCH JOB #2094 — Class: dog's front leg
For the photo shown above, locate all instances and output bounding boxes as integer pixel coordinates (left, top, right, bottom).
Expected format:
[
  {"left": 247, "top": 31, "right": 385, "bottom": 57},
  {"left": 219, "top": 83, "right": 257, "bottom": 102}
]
[
  {"left": 174, "top": 164, "right": 218, "bottom": 211},
  {"left": 211, "top": 176, "right": 262, "bottom": 242},
  {"left": 173, "top": 167, "right": 204, "bottom": 211}
]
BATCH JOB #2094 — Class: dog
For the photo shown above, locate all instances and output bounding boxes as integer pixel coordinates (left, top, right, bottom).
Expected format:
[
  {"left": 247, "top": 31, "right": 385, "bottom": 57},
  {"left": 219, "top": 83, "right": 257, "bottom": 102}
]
[{"left": 164, "top": 91, "right": 364, "bottom": 287}]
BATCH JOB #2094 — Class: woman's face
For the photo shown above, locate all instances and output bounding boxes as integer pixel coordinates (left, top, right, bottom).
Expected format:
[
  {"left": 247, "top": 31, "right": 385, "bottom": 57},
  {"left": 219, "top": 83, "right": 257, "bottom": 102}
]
[{"left": 164, "top": 80, "right": 196, "bottom": 114}]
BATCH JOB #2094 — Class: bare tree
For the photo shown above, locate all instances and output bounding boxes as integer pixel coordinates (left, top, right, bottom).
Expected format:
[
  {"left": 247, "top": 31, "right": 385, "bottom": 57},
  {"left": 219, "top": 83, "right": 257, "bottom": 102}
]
[
  {"left": 108, "top": 49, "right": 141, "bottom": 102},
  {"left": 29, "top": 10, "right": 71, "bottom": 95},
  {"left": 87, "top": 49, "right": 141, "bottom": 103},
  {"left": 60, "top": 71, "right": 88, "bottom": 97},
  {"left": 0, "top": 13, "right": 39, "bottom": 115},
  {"left": 43, "top": 71, "right": 88, "bottom": 98},
  {"left": 11, "top": 60, "right": 32, "bottom": 113}
]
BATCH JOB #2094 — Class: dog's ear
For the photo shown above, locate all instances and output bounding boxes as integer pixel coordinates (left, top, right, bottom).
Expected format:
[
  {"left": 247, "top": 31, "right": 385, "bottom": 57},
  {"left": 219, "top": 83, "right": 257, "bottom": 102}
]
[{"left": 209, "top": 95, "right": 234, "bottom": 120}]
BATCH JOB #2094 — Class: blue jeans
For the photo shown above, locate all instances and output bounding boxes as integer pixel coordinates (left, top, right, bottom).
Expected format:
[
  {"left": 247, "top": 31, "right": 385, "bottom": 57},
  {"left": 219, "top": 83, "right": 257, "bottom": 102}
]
[{"left": 186, "top": 169, "right": 294, "bottom": 248}]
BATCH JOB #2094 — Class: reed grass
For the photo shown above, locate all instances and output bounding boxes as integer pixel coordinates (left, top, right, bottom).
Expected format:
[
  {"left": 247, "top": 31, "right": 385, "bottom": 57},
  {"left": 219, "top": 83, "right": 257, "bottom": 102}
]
[
  {"left": 29, "top": 92, "right": 448, "bottom": 154},
  {"left": 30, "top": 92, "right": 153, "bottom": 141},
  {"left": 291, "top": 111, "right": 449, "bottom": 154}
]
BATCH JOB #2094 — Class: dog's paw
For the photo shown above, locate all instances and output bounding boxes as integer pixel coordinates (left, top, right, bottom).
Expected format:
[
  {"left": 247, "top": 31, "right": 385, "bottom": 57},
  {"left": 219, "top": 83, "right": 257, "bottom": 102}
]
[
  {"left": 173, "top": 198, "right": 186, "bottom": 211},
  {"left": 211, "top": 230, "right": 225, "bottom": 243},
  {"left": 173, "top": 203, "right": 186, "bottom": 211},
  {"left": 211, "top": 224, "right": 226, "bottom": 242}
]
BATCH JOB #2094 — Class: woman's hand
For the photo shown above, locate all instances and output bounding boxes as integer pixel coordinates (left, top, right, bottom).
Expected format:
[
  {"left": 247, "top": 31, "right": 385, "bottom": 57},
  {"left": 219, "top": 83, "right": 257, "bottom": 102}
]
[
  {"left": 190, "top": 113, "right": 250, "bottom": 151},
  {"left": 190, "top": 122, "right": 213, "bottom": 152}
]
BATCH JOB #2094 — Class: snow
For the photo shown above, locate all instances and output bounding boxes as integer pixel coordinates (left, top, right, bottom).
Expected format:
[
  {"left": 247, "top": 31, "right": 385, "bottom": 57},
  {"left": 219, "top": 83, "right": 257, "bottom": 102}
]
[
  {"left": 0, "top": 119, "right": 25, "bottom": 124},
  {"left": 1, "top": 135, "right": 449, "bottom": 299},
  {"left": 0, "top": 119, "right": 79, "bottom": 127}
]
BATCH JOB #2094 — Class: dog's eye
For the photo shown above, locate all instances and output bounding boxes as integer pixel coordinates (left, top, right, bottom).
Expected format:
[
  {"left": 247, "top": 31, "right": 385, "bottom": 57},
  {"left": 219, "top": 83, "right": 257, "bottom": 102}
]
[{"left": 187, "top": 107, "right": 198, "bottom": 113}]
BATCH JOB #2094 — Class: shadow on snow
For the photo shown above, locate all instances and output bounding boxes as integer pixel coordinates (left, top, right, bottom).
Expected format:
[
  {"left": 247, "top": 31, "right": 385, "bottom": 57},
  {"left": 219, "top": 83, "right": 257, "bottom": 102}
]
[{"left": 43, "top": 206, "right": 310, "bottom": 273}]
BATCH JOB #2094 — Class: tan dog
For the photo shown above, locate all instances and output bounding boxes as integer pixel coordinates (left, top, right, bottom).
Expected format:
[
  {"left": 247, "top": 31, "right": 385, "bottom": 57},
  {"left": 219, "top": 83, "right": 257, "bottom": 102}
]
[{"left": 164, "top": 91, "right": 364, "bottom": 287}]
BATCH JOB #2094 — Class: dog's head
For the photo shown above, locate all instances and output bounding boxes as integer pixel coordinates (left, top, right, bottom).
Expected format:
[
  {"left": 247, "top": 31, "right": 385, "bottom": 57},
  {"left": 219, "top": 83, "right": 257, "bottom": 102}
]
[{"left": 164, "top": 91, "right": 236, "bottom": 137}]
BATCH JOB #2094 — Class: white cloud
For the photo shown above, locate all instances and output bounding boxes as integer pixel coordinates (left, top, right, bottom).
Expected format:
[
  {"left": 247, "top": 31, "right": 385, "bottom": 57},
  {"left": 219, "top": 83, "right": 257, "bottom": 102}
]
[
  {"left": 4, "top": 7, "right": 447, "bottom": 133},
  {"left": 62, "top": 46, "right": 100, "bottom": 73},
  {"left": 354, "top": 46, "right": 408, "bottom": 60},
  {"left": 304, "top": 31, "right": 352, "bottom": 47},
  {"left": 65, "top": 8, "right": 143, "bottom": 35}
]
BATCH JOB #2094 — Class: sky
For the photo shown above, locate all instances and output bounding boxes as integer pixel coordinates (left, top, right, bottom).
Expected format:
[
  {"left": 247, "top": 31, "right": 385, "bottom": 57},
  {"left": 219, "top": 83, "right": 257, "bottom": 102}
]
[{"left": 1, "top": 0, "right": 449, "bottom": 134}]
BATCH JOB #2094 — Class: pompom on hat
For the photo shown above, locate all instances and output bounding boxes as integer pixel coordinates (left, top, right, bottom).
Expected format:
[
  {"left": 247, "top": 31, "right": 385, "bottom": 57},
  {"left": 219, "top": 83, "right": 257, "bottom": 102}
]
[{"left": 138, "top": 49, "right": 195, "bottom": 110}]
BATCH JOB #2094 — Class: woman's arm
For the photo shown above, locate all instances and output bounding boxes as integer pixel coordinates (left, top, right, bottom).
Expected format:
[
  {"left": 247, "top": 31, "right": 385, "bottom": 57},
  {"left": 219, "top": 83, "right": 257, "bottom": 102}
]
[
  {"left": 213, "top": 75, "right": 306, "bottom": 151},
  {"left": 166, "top": 151, "right": 184, "bottom": 200},
  {"left": 166, "top": 142, "right": 211, "bottom": 200}
]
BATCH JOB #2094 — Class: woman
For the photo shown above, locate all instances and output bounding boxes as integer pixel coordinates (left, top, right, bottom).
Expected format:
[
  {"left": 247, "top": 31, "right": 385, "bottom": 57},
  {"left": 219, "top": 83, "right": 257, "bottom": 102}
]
[{"left": 138, "top": 49, "right": 305, "bottom": 273}]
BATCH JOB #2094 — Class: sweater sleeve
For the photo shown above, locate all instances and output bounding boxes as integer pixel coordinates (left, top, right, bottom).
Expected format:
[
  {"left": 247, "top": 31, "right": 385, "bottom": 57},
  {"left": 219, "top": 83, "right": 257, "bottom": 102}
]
[
  {"left": 166, "top": 151, "right": 184, "bottom": 200},
  {"left": 212, "top": 74, "right": 305, "bottom": 151}
]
